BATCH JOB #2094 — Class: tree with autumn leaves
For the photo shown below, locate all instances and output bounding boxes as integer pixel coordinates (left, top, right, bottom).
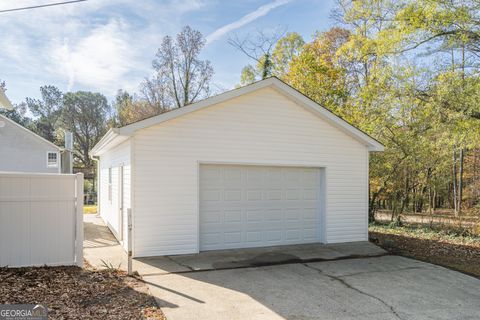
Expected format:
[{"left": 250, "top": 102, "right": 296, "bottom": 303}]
[
  {"left": 5, "top": 3, "right": 478, "bottom": 219},
  {"left": 234, "top": 0, "right": 480, "bottom": 220}
]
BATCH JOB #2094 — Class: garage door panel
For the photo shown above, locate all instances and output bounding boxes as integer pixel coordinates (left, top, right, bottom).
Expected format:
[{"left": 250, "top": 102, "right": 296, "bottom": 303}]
[
  {"left": 200, "top": 164, "right": 322, "bottom": 251},
  {"left": 286, "top": 189, "right": 301, "bottom": 200},
  {"left": 224, "top": 209, "right": 242, "bottom": 222},
  {"left": 246, "top": 189, "right": 262, "bottom": 201},
  {"left": 285, "top": 208, "right": 301, "bottom": 221},
  {"left": 201, "top": 233, "right": 221, "bottom": 246},
  {"left": 304, "top": 189, "right": 318, "bottom": 200},
  {"left": 201, "top": 189, "right": 221, "bottom": 201},
  {"left": 266, "top": 230, "right": 282, "bottom": 242},
  {"left": 284, "top": 169, "right": 302, "bottom": 183},
  {"left": 246, "top": 209, "right": 262, "bottom": 222},
  {"left": 266, "top": 189, "right": 282, "bottom": 200},
  {"left": 303, "top": 228, "right": 317, "bottom": 240},
  {"left": 303, "top": 170, "right": 320, "bottom": 186},
  {"left": 224, "top": 189, "right": 242, "bottom": 201},
  {"left": 200, "top": 210, "right": 222, "bottom": 223},
  {"left": 304, "top": 207, "right": 318, "bottom": 218},
  {"left": 224, "top": 167, "right": 242, "bottom": 183},
  {"left": 246, "top": 231, "right": 262, "bottom": 243},
  {"left": 264, "top": 209, "right": 282, "bottom": 221},
  {"left": 286, "top": 229, "right": 301, "bottom": 241},
  {"left": 202, "top": 166, "right": 222, "bottom": 182},
  {"left": 224, "top": 232, "right": 242, "bottom": 245}
]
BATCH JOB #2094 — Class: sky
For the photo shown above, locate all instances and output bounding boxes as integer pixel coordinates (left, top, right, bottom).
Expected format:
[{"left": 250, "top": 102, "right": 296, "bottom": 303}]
[{"left": 0, "top": 0, "right": 336, "bottom": 105}]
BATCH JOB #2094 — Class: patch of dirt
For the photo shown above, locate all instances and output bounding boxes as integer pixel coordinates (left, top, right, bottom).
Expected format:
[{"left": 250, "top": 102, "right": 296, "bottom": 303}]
[
  {"left": 0, "top": 264, "right": 165, "bottom": 320},
  {"left": 370, "top": 230, "right": 480, "bottom": 278}
]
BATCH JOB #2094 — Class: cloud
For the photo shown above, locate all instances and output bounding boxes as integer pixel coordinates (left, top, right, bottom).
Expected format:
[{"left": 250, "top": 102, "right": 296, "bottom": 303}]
[
  {"left": 54, "top": 38, "right": 75, "bottom": 91},
  {"left": 50, "top": 19, "right": 143, "bottom": 93},
  {"left": 0, "top": 0, "right": 207, "bottom": 101},
  {"left": 205, "top": 0, "right": 291, "bottom": 44}
]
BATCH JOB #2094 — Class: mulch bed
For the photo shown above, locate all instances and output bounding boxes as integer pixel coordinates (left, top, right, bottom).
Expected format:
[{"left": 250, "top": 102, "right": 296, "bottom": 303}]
[
  {"left": 0, "top": 264, "right": 165, "bottom": 320},
  {"left": 370, "top": 230, "right": 480, "bottom": 278}
]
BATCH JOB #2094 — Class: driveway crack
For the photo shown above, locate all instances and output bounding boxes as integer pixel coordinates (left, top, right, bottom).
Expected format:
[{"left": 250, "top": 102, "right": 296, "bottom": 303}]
[
  {"left": 165, "top": 256, "right": 195, "bottom": 272},
  {"left": 302, "top": 263, "right": 405, "bottom": 320},
  {"left": 337, "top": 265, "right": 431, "bottom": 278}
]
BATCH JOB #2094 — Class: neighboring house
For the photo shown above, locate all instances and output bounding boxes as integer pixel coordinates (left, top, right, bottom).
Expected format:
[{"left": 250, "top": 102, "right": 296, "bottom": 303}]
[
  {"left": 0, "top": 114, "right": 62, "bottom": 173},
  {"left": 0, "top": 87, "right": 13, "bottom": 110},
  {"left": 90, "top": 77, "right": 384, "bottom": 257}
]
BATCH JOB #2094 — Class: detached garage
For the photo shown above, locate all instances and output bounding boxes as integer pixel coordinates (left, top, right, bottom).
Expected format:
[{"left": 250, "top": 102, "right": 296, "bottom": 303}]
[{"left": 90, "top": 77, "right": 383, "bottom": 257}]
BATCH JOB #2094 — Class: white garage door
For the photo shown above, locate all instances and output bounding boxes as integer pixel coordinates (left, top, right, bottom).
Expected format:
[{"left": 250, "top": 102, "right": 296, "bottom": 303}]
[{"left": 200, "top": 164, "right": 322, "bottom": 251}]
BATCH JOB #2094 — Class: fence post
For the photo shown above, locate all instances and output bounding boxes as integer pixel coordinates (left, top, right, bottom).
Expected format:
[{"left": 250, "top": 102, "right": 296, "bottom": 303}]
[
  {"left": 127, "top": 208, "right": 133, "bottom": 275},
  {"left": 76, "top": 173, "right": 84, "bottom": 268}
]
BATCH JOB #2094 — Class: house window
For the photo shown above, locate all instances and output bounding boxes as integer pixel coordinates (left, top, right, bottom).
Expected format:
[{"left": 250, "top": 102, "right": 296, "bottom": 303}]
[
  {"left": 47, "top": 152, "right": 58, "bottom": 168},
  {"left": 108, "top": 167, "right": 112, "bottom": 203}
]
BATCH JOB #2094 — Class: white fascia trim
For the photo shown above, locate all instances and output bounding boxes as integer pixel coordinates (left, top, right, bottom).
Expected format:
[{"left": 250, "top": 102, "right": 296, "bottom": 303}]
[{"left": 90, "top": 128, "right": 125, "bottom": 156}]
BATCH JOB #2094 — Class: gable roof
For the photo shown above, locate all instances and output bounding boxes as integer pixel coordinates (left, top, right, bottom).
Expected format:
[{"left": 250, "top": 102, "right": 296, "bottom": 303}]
[
  {"left": 0, "top": 114, "right": 61, "bottom": 150},
  {"left": 91, "top": 77, "right": 384, "bottom": 156}
]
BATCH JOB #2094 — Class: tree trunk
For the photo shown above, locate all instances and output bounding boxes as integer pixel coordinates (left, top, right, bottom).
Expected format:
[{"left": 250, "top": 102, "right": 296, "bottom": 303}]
[
  {"left": 458, "top": 148, "right": 464, "bottom": 214},
  {"left": 368, "top": 193, "right": 377, "bottom": 223},
  {"left": 453, "top": 146, "right": 458, "bottom": 216},
  {"left": 474, "top": 149, "right": 479, "bottom": 205},
  {"left": 428, "top": 187, "right": 433, "bottom": 214},
  {"left": 411, "top": 186, "right": 416, "bottom": 213},
  {"left": 402, "top": 172, "right": 409, "bottom": 214}
]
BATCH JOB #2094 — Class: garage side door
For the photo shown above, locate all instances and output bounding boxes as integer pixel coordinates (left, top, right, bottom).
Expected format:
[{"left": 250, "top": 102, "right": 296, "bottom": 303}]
[{"left": 200, "top": 164, "right": 322, "bottom": 251}]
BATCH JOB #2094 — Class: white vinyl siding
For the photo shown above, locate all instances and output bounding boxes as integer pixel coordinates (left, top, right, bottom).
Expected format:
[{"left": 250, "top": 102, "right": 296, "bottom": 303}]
[
  {"left": 99, "top": 140, "right": 131, "bottom": 250},
  {"left": 132, "top": 87, "right": 368, "bottom": 257},
  {"left": 0, "top": 115, "right": 61, "bottom": 173}
]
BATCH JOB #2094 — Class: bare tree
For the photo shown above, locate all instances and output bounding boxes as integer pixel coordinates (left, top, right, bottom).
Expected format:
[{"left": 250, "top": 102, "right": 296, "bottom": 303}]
[
  {"left": 229, "top": 27, "right": 287, "bottom": 80},
  {"left": 143, "top": 26, "right": 214, "bottom": 109},
  {"left": 140, "top": 75, "right": 171, "bottom": 113}
]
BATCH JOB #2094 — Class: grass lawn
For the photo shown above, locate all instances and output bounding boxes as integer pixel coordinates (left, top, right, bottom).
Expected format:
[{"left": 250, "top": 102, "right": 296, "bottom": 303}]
[
  {"left": 84, "top": 205, "right": 97, "bottom": 214},
  {"left": 370, "top": 222, "right": 480, "bottom": 278},
  {"left": 0, "top": 263, "right": 165, "bottom": 320}
]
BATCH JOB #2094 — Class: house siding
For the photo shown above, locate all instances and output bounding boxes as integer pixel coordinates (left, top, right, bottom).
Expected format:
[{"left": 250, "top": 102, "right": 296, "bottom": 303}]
[
  {"left": 132, "top": 87, "right": 368, "bottom": 257},
  {"left": 99, "top": 140, "right": 131, "bottom": 250},
  {"left": 0, "top": 116, "right": 60, "bottom": 173}
]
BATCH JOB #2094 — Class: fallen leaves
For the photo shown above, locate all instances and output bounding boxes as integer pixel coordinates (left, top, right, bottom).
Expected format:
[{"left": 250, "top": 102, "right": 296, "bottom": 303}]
[
  {"left": 0, "top": 264, "right": 165, "bottom": 320},
  {"left": 370, "top": 226, "right": 480, "bottom": 278}
]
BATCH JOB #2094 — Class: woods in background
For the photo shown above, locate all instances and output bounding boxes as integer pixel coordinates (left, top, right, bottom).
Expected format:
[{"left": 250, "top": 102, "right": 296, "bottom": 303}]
[
  {"left": 234, "top": 0, "right": 480, "bottom": 220},
  {"left": 2, "top": 0, "right": 479, "bottom": 219}
]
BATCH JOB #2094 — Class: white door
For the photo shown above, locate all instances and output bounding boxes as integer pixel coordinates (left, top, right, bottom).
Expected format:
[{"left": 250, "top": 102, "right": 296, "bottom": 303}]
[
  {"left": 117, "top": 166, "right": 124, "bottom": 241},
  {"left": 200, "top": 164, "right": 322, "bottom": 251}
]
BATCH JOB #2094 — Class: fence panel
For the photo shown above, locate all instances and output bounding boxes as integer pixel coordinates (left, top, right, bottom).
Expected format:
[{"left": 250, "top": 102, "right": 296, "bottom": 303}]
[{"left": 0, "top": 172, "right": 83, "bottom": 267}]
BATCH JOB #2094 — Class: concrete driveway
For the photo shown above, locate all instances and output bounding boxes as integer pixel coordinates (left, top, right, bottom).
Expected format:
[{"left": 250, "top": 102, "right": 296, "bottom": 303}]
[
  {"left": 84, "top": 215, "right": 480, "bottom": 320},
  {"left": 144, "top": 256, "right": 480, "bottom": 320}
]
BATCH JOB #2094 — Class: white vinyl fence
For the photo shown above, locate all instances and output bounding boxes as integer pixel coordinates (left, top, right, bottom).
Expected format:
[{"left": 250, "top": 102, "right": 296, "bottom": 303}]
[{"left": 0, "top": 172, "right": 83, "bottom": 267}]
